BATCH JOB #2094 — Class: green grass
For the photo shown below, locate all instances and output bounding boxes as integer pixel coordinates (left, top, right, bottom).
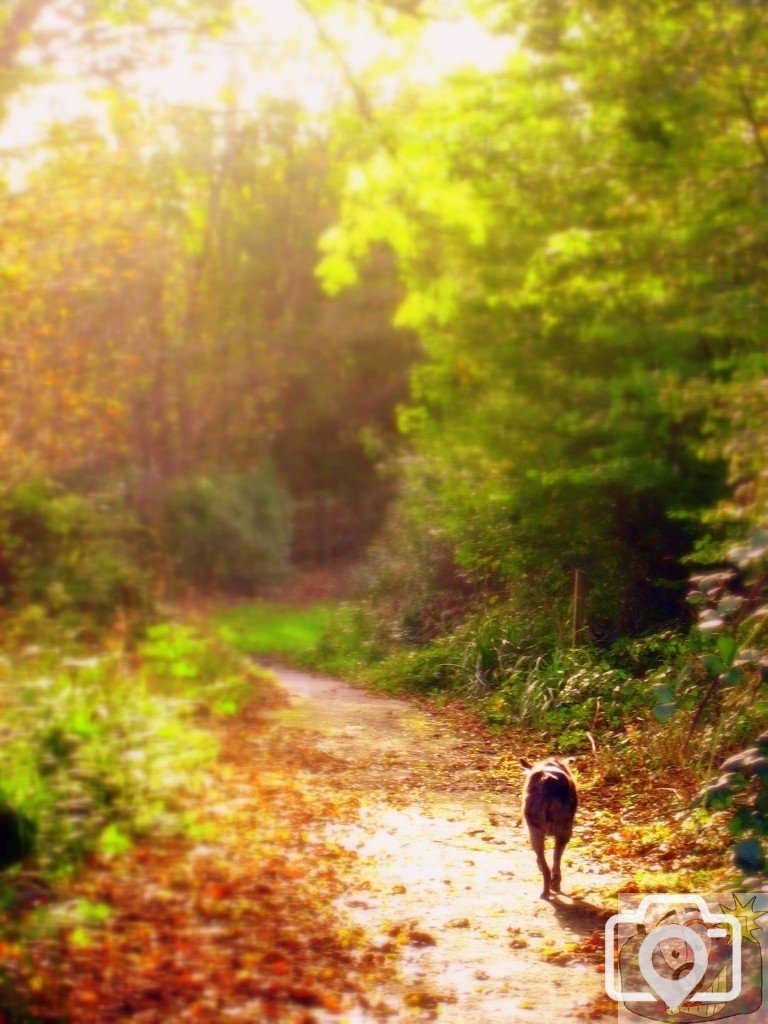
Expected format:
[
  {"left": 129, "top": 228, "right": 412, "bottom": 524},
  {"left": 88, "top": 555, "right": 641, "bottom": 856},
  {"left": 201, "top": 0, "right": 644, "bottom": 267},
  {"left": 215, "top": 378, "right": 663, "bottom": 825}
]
[
  {"left": 211, "top": 601, "right": 379, "bottom": 679},
  {"left": 212, "top": 602, "right": 336, "bottom": 662}
]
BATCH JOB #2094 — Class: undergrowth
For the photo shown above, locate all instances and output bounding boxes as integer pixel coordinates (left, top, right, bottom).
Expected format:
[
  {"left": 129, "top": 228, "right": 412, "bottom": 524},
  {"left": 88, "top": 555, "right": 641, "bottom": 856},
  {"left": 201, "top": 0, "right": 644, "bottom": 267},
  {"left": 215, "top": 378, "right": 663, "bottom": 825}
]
[{"left": 0, "top": 619, "right": 266, "bottom": 897}]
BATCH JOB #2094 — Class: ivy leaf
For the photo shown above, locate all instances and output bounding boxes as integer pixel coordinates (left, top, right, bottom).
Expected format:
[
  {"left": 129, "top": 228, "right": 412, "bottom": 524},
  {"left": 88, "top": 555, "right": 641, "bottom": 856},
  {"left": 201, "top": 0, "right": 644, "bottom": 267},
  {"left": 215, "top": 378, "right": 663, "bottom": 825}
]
[
  {"left": 653, "top": 702, "right": 676, "bottom": 723},
  {"left": 700, "top": 654, "right": 724, "bottom": 676},
  {"left": 722, "top": 667, "right": 742, "bottom": 688},
  {"left": 717, "top": 635, "right": 738, "bottom": 666},
  {"left": 735, "top": 838, "right": 766, "bottom": 871}
]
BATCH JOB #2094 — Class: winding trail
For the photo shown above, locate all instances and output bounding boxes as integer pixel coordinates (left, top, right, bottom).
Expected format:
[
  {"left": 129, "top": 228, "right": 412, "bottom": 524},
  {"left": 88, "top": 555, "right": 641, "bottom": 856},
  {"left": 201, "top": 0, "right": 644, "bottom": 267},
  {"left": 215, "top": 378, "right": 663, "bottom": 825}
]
[{"left": 264, "top": 666, "right": 621, "bottom": 1023}]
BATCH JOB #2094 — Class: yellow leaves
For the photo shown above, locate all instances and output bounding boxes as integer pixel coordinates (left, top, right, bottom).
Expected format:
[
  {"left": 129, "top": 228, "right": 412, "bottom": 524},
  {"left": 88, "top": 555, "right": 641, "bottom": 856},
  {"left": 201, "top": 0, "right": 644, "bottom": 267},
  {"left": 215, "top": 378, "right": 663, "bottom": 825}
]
[
  {"left": 0, "top": 940, "right": 21, "bottom": 960},
  {"left": 540, "top": 939, "right": 578, "bottom": 964},
  {"left": 217, "top": 85, "right": 238, "bottom": 107},
  {"left": 104, "top": 399, "right": 126, "bottom": 422}
]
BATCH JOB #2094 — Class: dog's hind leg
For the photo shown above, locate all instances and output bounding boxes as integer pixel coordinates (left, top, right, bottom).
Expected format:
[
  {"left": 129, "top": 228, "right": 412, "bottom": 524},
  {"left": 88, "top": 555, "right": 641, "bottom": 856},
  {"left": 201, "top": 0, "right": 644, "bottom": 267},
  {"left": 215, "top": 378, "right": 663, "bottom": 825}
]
[
  {"left": 527, "top": 825, "right": 551, "bottom": 899},
  {"left": 552, "top": 833, "right": 569, "bottom": 893}
]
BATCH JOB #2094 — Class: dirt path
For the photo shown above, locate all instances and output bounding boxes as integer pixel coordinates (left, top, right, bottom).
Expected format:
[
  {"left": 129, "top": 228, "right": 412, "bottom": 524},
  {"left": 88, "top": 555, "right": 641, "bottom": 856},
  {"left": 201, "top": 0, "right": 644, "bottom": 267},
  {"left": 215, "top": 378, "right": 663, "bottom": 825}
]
[
  {"left": 263, "top": 666, "right": 622, "bottom": 1023},
  {"left": 1, "top": 662, "right": 623, "bottom": 1023}
]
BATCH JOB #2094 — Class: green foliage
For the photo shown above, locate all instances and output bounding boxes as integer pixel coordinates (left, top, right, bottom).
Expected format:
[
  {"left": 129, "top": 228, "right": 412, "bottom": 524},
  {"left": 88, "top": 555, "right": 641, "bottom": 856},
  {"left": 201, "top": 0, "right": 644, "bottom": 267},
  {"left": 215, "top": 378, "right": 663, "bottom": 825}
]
[
  {"left": 321, "top": 0, "right": 768, "bottom": 639},
  {"left": 691, "top": 522, "right": 768, "bottom": 876},
  {"left": 690, "top": 352, "right": 768, "bottom": 562},
  {"left": 160, "top": 470, "right": 291, "bottom": 593},
  {"left": 9, "top": 666, "right": 211, "bottom": 876},
  {"left": 0, "top": 621, "right": 260, "bottom": 886},
  {"left": 366, "top": 640, "right": 466, "bottom": 695},
  {"left": 357, "top": 599, "right": 670, "bottom": 738},
  {"left": 0, "top": 480, "right": 150, "bottom": 631},
  {"left": 211, "top": 600, "right": 381, "bottom": 682},
  {"left": 213, "top": 603, "right": 335, "bottom": 660},
  {"left": 503, "top": 650, "right": 640, "bottom": 736},
  {"left": 138, "top": 621, "right": 257, "bottom": 710}
]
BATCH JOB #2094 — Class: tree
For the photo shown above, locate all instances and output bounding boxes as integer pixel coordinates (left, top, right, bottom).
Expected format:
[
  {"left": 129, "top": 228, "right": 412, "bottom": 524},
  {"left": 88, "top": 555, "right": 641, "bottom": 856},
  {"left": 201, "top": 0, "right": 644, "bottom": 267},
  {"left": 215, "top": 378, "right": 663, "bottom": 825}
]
[
  {"left": 320, "top": 0, "right": 768, "bottom": 638},
  {"left": 0, "top": 84, "right": 414, "bottom": 564}
]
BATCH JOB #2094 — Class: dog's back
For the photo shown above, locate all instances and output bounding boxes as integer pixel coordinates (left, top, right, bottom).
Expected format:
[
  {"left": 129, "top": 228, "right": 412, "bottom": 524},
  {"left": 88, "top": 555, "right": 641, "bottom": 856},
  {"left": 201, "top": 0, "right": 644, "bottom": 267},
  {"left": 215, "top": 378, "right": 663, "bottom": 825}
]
[
  {"left": 520, "top": 756, "right": 578, "bottom": 898},
  {"left": 522, "top": 758, "right": 578, "bottom": 838}
]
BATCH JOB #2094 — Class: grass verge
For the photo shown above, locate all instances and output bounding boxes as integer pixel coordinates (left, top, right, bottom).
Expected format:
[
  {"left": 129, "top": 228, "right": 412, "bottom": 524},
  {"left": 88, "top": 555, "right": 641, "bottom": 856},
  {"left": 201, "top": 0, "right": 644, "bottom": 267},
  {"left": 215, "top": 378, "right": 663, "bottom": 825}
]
[{"left": 208, "top": 600, "right": 738, "bottom": 891}]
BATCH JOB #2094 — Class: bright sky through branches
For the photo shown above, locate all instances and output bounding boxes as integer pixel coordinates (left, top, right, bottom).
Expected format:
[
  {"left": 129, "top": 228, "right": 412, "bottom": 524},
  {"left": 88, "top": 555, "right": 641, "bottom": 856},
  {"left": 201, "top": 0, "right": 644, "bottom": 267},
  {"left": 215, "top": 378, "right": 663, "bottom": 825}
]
[{"left": 1, "top": 0, "right": 515, "bottom": 159}]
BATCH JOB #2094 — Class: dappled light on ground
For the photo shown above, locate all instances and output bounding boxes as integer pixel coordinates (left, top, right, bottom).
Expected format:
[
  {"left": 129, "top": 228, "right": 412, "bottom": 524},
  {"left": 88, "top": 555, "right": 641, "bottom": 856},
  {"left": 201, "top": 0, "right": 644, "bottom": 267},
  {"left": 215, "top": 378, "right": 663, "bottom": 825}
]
[{"left": 267, "top": 669, "right": 622, "bottom": 1022}]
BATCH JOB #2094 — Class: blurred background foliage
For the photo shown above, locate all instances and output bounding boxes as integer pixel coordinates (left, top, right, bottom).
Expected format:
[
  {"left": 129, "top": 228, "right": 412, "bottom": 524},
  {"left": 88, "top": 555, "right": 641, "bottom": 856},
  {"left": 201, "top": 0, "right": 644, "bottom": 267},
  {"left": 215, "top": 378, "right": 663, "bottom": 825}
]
[{"left": 0, "top": 0, "right": 768, "bottom": 881}]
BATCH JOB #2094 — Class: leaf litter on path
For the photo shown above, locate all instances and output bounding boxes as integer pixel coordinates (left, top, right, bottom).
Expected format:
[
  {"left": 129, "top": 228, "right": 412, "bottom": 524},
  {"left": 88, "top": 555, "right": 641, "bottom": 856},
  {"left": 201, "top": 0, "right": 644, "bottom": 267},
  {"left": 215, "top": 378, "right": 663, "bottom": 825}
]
[
  {"left": 0, "top": 695, "right": 399, "bottom": 1023},
  {"left": 0, "top": 666, "right": 665, "bottom": 1023}
]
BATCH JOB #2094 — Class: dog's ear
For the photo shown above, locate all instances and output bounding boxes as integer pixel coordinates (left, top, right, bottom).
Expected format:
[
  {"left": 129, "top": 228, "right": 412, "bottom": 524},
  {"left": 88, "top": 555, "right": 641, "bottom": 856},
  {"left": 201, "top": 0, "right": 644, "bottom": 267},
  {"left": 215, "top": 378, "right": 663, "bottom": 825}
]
[{"left": 520, "top": 758, "right": 533, "bottom": 770}]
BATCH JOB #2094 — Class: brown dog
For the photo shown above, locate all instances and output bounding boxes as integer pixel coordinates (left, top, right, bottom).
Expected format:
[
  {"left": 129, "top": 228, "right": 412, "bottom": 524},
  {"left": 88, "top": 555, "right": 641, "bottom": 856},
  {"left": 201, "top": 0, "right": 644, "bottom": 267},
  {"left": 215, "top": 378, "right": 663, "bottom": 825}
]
[{"left": 520, "top": 757, "right": 578, "bottom": 899}]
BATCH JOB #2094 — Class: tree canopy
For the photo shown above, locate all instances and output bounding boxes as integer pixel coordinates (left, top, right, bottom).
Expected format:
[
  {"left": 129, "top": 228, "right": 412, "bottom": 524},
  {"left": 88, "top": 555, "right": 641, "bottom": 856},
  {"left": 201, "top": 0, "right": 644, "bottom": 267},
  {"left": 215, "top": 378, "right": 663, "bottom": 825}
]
[
  {"left": 319, "top": 0, "right": 768, "bottom": 635},
  {"left": 0, "top": 0, "right": 766, "bottom": 622}
]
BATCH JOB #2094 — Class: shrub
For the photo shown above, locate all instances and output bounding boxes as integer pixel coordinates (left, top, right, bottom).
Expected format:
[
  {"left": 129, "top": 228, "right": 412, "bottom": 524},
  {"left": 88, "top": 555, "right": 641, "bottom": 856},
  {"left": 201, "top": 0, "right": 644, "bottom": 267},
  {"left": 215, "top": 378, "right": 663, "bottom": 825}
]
[
  {"left": 691, "top": 522, "right": 768, "bottom": 878},
  {"left": 0, "top": 662, "right": 213, "bottom": 879},
  {"left": 363, "top": 515, "right": 482, "bottom": 647},
  {"left": 138, "top": 621, "right": 255, "bottom": 714},
  {"left": 359, "top": 601, "right": 680, "bottom": 752},
  {"left": 0, "top": 622, "right": 259, "bottom": 884},
  {"left": 360, "top": 601, "right": 549, "bottom": 693},
  {"left": 160, "top": 468, "right": 291, "bottom": 593},
  {"left": 0, "top": 479, "right": 150, "bottom": 631}
]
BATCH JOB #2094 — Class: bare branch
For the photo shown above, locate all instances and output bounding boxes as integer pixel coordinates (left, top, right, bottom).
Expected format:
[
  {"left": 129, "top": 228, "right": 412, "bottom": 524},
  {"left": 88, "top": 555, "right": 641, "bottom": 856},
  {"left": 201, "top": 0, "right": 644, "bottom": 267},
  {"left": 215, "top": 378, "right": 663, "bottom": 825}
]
[
  {"left": 350, "top": 0, "right": 436, "bottom": 21},
  {"left": 0, "top": 0, "right": 50, "bottom": 72},
  {"left": 294, "top": 0, "right": 375, "bottom": 122}
]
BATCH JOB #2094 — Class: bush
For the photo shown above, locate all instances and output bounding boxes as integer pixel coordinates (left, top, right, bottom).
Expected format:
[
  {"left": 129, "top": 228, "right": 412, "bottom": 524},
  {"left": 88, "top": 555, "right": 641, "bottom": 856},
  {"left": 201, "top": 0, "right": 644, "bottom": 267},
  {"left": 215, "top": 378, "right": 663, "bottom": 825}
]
[
  {"left": 359, "top": 601, "right": 547, "bottom": 693},
  {"left": 160, "top": 469, "right": 291, "bottom": 593},
  {"left": 691, "top": 522, "right": 768, "bottom": 878},
  {"left": 0, "top": 479, "right": 150, "bottom": 631},
  {"left": 0, "top": 622, "right": 260, "bottom": 884},
  {"left": 0, "top": 661, "right": 212, "bottom": 879},
  {"left": 362, "top": 507, "right": 482, "bottom": 647},
  {"left": 357, "top": 601, "right": 687, "bottom": 753}
]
